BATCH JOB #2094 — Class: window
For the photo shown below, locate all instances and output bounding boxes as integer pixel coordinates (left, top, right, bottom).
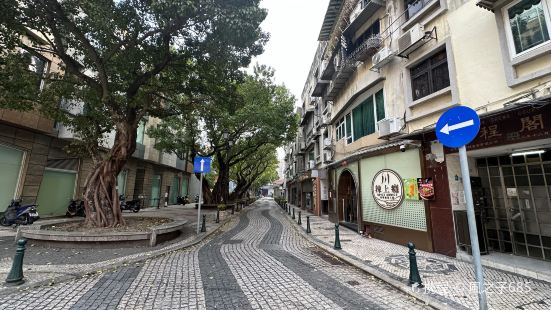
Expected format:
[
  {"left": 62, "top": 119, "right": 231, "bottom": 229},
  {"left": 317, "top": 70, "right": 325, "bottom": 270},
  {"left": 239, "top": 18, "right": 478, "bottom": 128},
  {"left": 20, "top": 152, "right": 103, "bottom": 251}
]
[
  {"left": 25, "top": 53, "right": 49, "bottom": 90},
  {"left": 345, "top": 113, "right": 353, "bottom": 144},
  {"left": 410, "top": 50, "right": 450, "bottom": 101},
  {"left": 349, "top": 20, "right": 380, "bottom": 52},
  {"left": 504, "top": 0, "right": 551, "bottom": 56},
  {"left": 336, "top": 118, "right": 345, "bottom": 140},
  {"left": 405, "top": 0, "right": 434, "bottom": 20},
  {"left": 136, "top": 120, "right": 146, "bottom": 144},
  {"left": 351, "top": 89, "right": 385, "bottom": 141}
]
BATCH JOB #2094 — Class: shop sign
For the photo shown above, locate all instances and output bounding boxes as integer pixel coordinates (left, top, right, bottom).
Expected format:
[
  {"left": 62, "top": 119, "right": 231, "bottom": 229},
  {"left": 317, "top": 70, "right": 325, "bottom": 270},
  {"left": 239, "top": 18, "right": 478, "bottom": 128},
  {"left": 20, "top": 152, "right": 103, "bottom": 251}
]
[
  {"left": 417, "top": 178, "right": 435, "bottom": 200},
  {"left": 372, "top": 169, "right": 404, "bottom": 210},
  {"left": 466, "top": 105, "right": 551, "bottom": 151},
  {"left": 403, "top": 178, "right": 419, "bottom": 200}
]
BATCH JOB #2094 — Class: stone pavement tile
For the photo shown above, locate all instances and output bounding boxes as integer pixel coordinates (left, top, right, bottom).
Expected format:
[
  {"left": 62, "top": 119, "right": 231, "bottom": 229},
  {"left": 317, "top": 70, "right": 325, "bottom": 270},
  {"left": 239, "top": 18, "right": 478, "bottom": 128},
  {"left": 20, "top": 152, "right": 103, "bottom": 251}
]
[{"left": 289, "top": 205, "right": 551, "bottom": 310}]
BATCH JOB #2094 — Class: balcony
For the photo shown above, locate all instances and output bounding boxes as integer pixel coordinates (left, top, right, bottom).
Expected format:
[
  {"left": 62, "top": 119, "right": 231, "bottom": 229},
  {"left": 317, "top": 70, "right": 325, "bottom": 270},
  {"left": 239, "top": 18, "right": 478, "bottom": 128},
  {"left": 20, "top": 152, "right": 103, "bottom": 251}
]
[
  {"left": 345, "top": 0, "right": 386, "bottom": 38},
  {"left": 300, "top": 105, "right": 314, "bottom": 125},
  {"left": 349, "top": 35, "right": 382, "bottom": 62},
  {"left": 324, "top": 49, "right": 357, "bottom": 101}
]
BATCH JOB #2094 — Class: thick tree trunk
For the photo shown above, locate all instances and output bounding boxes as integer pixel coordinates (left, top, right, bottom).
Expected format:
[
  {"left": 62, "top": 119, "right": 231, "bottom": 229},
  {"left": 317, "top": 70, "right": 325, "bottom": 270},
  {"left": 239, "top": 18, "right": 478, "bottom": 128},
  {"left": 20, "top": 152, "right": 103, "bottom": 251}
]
[
  {"left": 83, "top": 121, "right": 137, "bottom": 227},
  {"left": 211, "top": 154, "right": 230, "bottom": 204}
]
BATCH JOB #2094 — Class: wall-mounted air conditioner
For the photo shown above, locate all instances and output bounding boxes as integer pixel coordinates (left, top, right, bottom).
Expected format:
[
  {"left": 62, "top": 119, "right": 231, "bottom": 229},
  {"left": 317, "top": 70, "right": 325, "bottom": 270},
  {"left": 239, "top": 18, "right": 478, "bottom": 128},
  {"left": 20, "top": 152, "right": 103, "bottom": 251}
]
[
  {"left": 377, "top": 117, "right": 403, "bottom": 138},
  {"left": 372, "top": 47, "right": 395, "bottom": 69},
  {"left": 322, "top": 114, "right": 331, "bottom": 126},
  {"left": 323, "top": 150, "right": 333, "bottom": 162},
  {"left": 398, "top": 24, "right": 426, "bottom": 56},
  {"left": 323, "top": 137, "right": 332, "bottom": 149},
  {"left": 309, "top": 160, "right": 316, "bottom": 169}
]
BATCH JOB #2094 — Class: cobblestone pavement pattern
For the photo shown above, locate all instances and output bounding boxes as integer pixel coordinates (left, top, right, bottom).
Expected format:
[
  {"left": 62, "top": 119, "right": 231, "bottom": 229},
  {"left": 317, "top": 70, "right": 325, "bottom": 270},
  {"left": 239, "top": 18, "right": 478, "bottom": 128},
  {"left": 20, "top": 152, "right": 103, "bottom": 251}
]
[{"left": 0, "top": 199, "right": 428, "bottom": 309}]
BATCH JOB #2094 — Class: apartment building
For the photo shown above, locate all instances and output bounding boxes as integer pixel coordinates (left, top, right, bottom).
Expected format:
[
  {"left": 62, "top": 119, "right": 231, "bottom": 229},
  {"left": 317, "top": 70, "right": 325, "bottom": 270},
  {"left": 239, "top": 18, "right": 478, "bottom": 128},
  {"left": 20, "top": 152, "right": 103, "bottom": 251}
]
[
  {"left": 286, "top": 0, "right": 551, "bottom": 264},
  {"left": 0, "top": 34, "right": 195, "bottom": 217}
]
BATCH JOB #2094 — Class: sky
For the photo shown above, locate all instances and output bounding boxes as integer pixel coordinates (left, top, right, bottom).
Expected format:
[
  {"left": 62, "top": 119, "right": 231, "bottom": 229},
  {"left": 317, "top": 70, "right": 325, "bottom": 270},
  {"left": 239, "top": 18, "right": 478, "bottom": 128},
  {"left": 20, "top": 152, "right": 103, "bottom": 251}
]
[{"left": 248, "top": 0, "right": 330, "bottom": 179}]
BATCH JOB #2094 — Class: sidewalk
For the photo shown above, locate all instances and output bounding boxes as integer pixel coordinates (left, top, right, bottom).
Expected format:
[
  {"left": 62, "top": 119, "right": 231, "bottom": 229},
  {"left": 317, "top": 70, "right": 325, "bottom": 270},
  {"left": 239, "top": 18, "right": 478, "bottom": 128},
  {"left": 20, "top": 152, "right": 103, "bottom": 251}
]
[
  {"left": 0, "top": 203, "right": 243, "bottom": 295},
  {"left": 284, "top": 205, "right": 551, "bottom": 310}
]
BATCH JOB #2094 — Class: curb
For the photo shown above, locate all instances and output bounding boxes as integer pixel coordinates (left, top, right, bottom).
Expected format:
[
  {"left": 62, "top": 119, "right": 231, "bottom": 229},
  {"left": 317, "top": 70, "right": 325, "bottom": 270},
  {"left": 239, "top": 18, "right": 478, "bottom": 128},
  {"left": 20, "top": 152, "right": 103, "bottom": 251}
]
[
  {"left": 0, "top": 211, "right": 243, "bottom": 297},
  {"left": 279, "top": 207, "right": 456, "bottom": 310}
]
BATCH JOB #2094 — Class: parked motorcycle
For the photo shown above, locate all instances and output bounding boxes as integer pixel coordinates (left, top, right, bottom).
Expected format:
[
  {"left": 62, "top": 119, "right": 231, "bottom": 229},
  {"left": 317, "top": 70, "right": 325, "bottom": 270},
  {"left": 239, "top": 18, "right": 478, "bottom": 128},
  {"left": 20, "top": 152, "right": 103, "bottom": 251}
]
[
  {"left": 177, "top": 195, "right": 190, "bottom": 205},
  {"left": 0, "top": 199, "right": 40, "bottom": 226},
  {"left": 120, "top": 195, "right": 140, "bottom": 213},
  {"left": 66, "top": 199, "right": 85, "bottom": 217}
]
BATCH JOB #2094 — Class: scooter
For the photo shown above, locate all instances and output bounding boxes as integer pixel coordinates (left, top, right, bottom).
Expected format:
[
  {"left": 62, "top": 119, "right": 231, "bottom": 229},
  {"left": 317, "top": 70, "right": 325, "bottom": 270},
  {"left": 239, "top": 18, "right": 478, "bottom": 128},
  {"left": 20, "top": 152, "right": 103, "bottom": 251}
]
[
  {"left": 0, "top": 199, "right": 40, "bottom": 226},
  {"left": 120, "top": 195, "right": 140, "bottom": 213},
  {"left": 66, "top": 199, "right": 86, "bottom": 217}
]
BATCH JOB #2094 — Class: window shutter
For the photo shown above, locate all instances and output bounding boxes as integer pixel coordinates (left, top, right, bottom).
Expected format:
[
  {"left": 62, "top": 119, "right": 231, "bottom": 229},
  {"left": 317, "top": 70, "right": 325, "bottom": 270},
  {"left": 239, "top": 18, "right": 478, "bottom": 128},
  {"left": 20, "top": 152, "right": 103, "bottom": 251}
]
[
  {"left": 364, "top": 96, "right": 375, "bottom": 135},
  {"left": 375, "top": 89, "right": 385, "bottom": 122}
]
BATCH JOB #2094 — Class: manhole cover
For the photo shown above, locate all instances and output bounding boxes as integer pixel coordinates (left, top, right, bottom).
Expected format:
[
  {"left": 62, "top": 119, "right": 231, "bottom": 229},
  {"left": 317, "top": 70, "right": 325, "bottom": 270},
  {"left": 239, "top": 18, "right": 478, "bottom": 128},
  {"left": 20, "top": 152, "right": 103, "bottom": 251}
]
[
  {"left": 311, "top": 249, "right": 344, "bottom": 265},
  {"left": 346, "top": 280, "right": 360, "bottom": 286}
]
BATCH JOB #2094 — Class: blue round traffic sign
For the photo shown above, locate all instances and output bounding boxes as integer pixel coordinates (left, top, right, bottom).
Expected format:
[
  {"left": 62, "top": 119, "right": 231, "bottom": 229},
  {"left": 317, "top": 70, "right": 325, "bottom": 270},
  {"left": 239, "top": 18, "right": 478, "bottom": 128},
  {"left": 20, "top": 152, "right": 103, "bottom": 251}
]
[{"left": 436, "top": 106, "right": 480, "bottom": 148}]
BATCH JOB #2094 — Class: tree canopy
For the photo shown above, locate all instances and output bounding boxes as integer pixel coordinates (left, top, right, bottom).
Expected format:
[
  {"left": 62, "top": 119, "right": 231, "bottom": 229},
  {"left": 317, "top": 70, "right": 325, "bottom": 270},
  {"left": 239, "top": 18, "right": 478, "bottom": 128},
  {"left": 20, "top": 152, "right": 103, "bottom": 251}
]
[{"left": 0, "top": 0, "right": 268, "bottom": 226}]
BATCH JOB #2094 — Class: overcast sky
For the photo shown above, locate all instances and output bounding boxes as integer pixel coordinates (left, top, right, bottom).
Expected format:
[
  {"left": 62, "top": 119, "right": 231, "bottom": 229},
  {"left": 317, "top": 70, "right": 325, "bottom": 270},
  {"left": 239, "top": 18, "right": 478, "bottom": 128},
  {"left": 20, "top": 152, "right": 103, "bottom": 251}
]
[
  {"left": 250, "top": 0, "right": 329, "bottom": 104},
  {"left": 248, "top": 0, "right": 330, "bottom": 179}
]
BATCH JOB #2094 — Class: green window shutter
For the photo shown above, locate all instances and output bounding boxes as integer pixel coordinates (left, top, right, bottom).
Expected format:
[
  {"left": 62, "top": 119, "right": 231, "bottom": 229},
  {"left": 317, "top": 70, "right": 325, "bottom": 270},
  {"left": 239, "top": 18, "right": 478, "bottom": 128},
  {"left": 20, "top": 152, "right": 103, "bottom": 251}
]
[
  {"left": 375, "top": 89, "right": 385, "bottom": 122},
  {"left": 364, "top": 96, "right": 375, "bottom": 135},
  {"left": 352, "top": 105, "right": 363, "bottom": 141}
]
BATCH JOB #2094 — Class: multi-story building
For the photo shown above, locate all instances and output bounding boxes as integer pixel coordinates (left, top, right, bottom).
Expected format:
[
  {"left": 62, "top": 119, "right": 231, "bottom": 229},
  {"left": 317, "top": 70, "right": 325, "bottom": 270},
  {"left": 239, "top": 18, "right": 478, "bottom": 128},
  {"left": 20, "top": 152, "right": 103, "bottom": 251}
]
[
  {"left": 0, "top": 33, "right": 196, "bottom": 217},
  {"left": 286, "top": 0, "right": 551, "bottom": 265}
]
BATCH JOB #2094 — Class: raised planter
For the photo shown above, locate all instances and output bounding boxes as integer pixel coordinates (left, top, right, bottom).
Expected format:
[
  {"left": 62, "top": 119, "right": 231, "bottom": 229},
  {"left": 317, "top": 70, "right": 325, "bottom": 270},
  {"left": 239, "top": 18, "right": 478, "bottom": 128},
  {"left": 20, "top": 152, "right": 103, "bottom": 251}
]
[{"left": 19, "top": 217, "right": 187, "bottom": 248}]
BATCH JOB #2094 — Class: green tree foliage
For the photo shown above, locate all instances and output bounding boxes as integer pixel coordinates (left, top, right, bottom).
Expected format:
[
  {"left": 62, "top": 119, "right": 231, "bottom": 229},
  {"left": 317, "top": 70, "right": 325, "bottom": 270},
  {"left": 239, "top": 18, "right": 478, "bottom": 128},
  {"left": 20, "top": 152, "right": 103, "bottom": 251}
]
[
  {"left": 0, "top": 0, "right": 267, "bottom": 227},
  {"left": 230, "top": 145, "right": 279, "bottom": 199},
  {"left": 149, "top": 65, "right": 298, "bottom": 203}
]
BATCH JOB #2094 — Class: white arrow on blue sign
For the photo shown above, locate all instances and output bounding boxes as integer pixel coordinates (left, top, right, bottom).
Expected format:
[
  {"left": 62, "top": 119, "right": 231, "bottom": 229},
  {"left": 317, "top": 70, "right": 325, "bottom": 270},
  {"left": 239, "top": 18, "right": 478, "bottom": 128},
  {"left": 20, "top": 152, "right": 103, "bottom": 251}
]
[
  {"left": 193, "top": 156, "right": 211, "bottom": 173},
  {"left": 436, "top": 106, "right": 481, "bottom": 148}
]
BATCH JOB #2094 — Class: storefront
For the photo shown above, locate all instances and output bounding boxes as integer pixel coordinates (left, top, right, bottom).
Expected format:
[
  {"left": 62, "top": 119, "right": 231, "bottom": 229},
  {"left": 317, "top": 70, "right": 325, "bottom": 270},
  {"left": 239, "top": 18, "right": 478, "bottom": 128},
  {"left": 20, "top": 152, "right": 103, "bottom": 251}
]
[{"left": 447, "top": 103, "right": 551, "bottom": 261}]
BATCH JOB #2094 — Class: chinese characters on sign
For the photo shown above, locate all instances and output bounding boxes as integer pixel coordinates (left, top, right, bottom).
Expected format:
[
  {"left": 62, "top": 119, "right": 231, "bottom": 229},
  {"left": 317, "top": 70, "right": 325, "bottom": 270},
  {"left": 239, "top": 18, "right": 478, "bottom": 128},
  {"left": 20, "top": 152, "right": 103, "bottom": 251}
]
[
  {"left": 372, "top": 169, "right": 404, "bottom": 210},
  {"left": 467, "top": 106, "right": 550, "bottom": 151}
]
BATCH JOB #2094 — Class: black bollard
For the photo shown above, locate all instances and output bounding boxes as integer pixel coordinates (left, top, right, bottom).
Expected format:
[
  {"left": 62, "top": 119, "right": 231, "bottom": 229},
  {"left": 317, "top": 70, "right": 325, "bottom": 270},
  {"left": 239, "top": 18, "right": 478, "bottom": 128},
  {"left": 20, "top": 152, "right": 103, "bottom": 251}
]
[
  {"left": 231, "top": 205, "right": 235, "bottom": 215},
  {"left": 287, "top": 206, "right": 290, "bottom": 215},
  {"left": 215, "top": 210, "right": 220, "bottom": 223},
  {"left": 334, "top": 224, "right": 342, "bottom": 250},
  {"left": 298, "top": 211, "right": 302, "bottom": 225},
  {"left": 292, "top": 208, "right": 295, "bottom": 219},
  {"left": 200, "top": 214, "right": 206, "bottom": 232},
  {"left": 407, "top": 242, "right": 423, "bottom": 288},
  {"left": 306, "top": 216, "right": 311, "bottom": 234},
  {"left": 5, "top": 239, "right": 27, "bottom": 286}
]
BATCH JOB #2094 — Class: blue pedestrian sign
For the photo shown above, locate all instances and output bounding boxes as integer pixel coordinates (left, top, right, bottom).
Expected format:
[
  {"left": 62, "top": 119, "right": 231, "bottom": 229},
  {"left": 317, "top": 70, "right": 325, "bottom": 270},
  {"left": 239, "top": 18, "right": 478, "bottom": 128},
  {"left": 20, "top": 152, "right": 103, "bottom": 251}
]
[
  {"left": 436, "top": 106, "right": 481, "bottom": 148},
  {"left": 193, "top": 156, "right": 211, "bottom": 173}
]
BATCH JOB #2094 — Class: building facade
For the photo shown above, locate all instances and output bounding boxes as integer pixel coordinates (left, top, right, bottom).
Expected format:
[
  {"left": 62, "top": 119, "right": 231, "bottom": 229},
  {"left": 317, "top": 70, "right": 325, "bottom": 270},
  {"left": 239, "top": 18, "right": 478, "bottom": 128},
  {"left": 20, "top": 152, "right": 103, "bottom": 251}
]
[
  {"left": 285, "top": 0, "right": 551, "bottom": 263},
  {"left": 0, "top": 34, "right": 195, "bottom": 217}
]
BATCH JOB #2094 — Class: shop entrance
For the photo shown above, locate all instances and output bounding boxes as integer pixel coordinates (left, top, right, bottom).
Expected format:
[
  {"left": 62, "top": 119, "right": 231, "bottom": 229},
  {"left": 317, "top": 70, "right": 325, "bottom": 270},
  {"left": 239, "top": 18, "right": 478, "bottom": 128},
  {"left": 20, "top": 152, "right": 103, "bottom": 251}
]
[
  {"left": 476, "top": 153, "right": 551, "bottom": 261},
  {"left": 338, "top": 170, "right": 357, "bottom": 230}
]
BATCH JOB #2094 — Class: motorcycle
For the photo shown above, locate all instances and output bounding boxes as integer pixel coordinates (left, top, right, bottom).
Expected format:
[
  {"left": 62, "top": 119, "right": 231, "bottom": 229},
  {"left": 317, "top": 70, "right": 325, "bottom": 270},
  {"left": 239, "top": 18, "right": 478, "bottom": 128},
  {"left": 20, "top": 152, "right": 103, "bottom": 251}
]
[
  {"left": 177, "top": 195, "right": 190, "bottom": 205},
  {"left": 66, "top": 199, "right": 85, "bottom": 217},
  {"left": 120, "top": 195, "right": 140, "bottom": 213},
  {"left": 0, "top": 199, "right": 40, "bottom": 226}
]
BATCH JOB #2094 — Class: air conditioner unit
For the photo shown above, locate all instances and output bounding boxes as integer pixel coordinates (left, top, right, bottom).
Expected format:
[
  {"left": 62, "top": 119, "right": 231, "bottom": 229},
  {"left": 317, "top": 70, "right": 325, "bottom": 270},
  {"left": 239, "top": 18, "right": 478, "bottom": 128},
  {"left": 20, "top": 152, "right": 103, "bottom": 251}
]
[
  {"left": 309, "top": 160, "right": 316, "bottom": 169},
  {"left": 398, "top": 24, "right": 426, "bottom": 56},
  {"left": 377, "top": 117, "right": 404, "bottom": 138},
  {"left": 372, "top": 47, "right": 395, "bottom": 69},
  {"left": 323, "top": 150, "right": 333, "bottom": 162},
  {"left": 312, "top": 127, "right": 320, "bottom": 136},
  {"left": 322, "top": 114, "right": 331, "bottom": 125},
  {"left": 323, "top": 137, "right": 332, "bottom": 149}
]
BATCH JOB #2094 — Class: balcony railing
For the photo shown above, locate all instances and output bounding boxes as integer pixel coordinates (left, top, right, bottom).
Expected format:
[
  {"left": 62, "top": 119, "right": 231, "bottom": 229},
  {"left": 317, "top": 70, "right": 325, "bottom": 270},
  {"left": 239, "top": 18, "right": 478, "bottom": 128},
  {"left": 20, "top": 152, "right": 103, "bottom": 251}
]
[{"left": 348, "top": 34, "right": 382, "bottom": 62}]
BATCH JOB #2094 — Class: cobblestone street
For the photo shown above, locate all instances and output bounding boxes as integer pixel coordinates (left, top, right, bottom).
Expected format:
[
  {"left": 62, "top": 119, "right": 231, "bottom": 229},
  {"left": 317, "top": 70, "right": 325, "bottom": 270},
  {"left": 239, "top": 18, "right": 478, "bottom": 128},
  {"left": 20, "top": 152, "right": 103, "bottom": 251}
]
[{"left": 0, "top": 199, "right": 428, "bottom": 309}]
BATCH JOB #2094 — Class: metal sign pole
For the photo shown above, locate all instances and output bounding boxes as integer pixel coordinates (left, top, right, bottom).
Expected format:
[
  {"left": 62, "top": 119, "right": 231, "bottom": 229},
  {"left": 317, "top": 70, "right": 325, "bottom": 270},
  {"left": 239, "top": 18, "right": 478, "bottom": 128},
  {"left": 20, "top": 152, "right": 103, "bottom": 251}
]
[
  {"left": 459, "top": 146, "right": 487, "bottom": 310},
  {"left": 196, "top": 173, "right": 203, "bottom": 235}
]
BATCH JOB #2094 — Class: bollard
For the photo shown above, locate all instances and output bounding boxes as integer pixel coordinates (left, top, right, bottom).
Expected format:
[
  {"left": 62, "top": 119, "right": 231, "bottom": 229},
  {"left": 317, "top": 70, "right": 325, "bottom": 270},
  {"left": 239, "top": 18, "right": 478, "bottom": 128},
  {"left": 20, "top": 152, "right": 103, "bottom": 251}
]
[
  {"left": 215, "top": 210, "right": 220, "bottom": 223},
  {"left": 298, "top": 211, "right": 302, "bottom": 225},
  {"left": 306, "top": 216, "right": 311, "bottom": 234},
  {"left": 231, "top": 205, "right": 235, "bottom": 215},
  {"left": 200, "top": 214, "right": 206, "bottom": 232},
  {"left": 287, "top": 206, "right": 290, "bottom": 215},
  {"left": 407, "top": 242, "right": 423, "bottom": 288},
  {"left": 334, "top": 224, "right": 342, "bottom": 250},
  {"left": 5, "top": 239, "right": 27, "bottom": 286},
  {"left": 292, "top": 208, "right": 295, "bottom": 219}
]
